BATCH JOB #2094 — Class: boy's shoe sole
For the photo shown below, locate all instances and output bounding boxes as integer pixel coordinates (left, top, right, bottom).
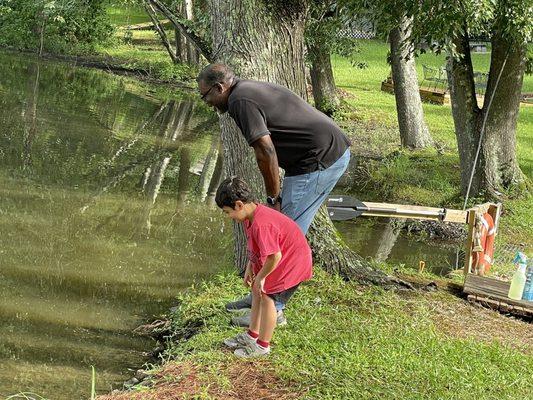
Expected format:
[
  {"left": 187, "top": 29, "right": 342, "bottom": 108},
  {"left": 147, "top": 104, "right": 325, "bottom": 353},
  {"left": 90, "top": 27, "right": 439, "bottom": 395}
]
[{"left": 234, "top": 342, "right": 270, "bottom": 358}]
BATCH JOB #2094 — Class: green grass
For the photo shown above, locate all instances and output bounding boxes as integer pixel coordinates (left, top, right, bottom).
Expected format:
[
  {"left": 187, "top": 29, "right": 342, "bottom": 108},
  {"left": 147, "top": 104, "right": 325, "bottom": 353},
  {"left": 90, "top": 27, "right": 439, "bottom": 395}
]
[
  {"left": 90, "top": 28, "right": 198, "bottom": 82},
  {"left": 137, "top": 269, "right": 532, "bottom": 399},
  {"left": 106, "top": 4, "right": 151, "bottom": 27}
]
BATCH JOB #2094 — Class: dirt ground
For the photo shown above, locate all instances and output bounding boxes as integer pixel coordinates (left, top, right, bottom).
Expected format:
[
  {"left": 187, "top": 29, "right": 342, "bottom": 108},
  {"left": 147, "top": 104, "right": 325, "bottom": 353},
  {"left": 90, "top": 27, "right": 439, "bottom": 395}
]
[{"left": 97, "top": 361, "right": 303, "bottom": 400}]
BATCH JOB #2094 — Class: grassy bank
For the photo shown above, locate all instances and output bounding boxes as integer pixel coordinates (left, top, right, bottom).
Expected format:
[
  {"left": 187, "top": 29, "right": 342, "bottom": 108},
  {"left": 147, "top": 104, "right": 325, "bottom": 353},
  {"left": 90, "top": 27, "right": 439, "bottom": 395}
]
[{"left": 98, "top": 269, "right": 532, "bottom": 400}]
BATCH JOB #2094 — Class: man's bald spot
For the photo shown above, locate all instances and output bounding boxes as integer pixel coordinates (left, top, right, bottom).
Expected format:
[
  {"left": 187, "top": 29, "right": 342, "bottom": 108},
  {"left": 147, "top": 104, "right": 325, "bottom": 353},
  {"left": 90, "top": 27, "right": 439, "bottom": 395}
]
[{"left": 197, "top": 63, "right": 235, "bottom": 86}]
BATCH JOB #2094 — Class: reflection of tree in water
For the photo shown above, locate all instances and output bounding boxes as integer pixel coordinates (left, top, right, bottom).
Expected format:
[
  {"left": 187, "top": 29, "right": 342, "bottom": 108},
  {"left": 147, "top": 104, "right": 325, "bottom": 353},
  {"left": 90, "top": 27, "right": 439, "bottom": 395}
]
[
  {"left": 369, "top": 218, "right": 405, "bottom": 262},
  {"left": 197, "top": 135, "right": 221, "bottom": 203},
  {"left": 142, "top": 101, "right": 194, "bottom": 235},
  {"left": 205, "top": 140, "right": 224, "bottom": 206},
  {"left": 22, "top": 61, "right": 41, "bottom": 171}
]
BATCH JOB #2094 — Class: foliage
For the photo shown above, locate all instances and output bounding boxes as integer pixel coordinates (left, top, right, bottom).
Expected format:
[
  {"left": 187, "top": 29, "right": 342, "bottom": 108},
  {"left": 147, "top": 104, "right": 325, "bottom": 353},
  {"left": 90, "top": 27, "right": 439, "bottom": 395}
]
[
  {"left": 305, "top": 1, "right": 359, "bottom": 65},
  {"left": 403, "top": 0, "right": 532, "bottom": 56},
  {"left": 0, "top": 0, "right": 113, "bottom": 53}
]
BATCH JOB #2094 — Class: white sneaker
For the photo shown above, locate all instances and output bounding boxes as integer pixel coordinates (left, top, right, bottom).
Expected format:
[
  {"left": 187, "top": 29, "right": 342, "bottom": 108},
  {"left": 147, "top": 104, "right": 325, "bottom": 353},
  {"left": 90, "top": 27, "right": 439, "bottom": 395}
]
[
  {"left": 223, "top": 332, "right": 256, "bottom": 349},
  {"left": 234, "top": 341, "right": 271, "bottom": 358}
]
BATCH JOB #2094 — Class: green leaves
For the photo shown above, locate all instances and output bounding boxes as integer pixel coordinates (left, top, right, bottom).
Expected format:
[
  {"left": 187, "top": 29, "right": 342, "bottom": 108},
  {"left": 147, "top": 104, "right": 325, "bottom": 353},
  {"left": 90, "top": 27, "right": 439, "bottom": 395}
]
[{"left": 0, "top": 0, "right": 113, "bottom": 52}]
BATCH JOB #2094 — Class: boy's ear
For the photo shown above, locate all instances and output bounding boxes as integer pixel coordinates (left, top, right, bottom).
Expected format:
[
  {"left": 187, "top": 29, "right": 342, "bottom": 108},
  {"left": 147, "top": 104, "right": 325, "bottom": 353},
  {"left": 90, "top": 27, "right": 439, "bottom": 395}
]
[{"left": 234, "top": 200, "right": 244, "bottom": 210}]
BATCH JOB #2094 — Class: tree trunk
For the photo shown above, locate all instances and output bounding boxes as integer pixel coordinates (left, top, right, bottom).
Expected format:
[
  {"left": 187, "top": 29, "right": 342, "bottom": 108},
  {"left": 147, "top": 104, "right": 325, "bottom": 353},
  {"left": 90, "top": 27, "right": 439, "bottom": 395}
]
[
  {"left": 480, "top": 31, "right": 525, "bottom": 194},
  {"left": 184, "top": 0, "right": 200, "bottom": 64},
  {"left": 209, "top": 0, "right": 411, "bottom": 288},
  {"left": 447, "top": 30, "right": 525, "bottom": 198},
  {"left": 173, "top": 0, "right": 187, "bottom": 62},
  {"left": 389, "top": 16, "right": 432, "bottom": 149},
  {"left": 447, "top": 31, "right": 482, "bottom": 196},
  {"left": 144, "top": 1, "right": 179, "bottom": 63},
  {"left": 308, "top": 41, "right": 339, "bottom": 116}
]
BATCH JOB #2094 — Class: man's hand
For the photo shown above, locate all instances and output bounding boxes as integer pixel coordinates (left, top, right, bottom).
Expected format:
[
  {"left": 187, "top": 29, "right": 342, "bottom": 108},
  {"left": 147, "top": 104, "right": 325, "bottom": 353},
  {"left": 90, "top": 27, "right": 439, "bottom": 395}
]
[{"left": 252, "top": 277, "right": 265, "bottom": 297}]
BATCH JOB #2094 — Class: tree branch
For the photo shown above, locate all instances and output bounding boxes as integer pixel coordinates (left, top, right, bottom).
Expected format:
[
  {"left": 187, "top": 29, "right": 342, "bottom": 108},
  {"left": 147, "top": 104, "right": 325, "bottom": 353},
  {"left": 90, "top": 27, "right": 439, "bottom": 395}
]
[
  {"left": 144, "top": 1, "right": 178, "bottom": 63},
  {"left": 147, "top": 0, "right": 213, "bottom": 61}
]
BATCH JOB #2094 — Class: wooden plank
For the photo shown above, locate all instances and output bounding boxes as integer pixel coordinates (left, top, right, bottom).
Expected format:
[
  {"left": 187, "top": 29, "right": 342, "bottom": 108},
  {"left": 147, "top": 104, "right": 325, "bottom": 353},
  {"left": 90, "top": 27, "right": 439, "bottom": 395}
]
[
  {"left": 464, "top": 275, "right": 533, "bottom": 309},
  {"left": 363, "top": 201, "right": 446, "bottom": 213},
  {"left": 443, "top": 209, "right": 468, "bottom": 224},
  {"left": 463, "top": 210, "right": 476, "bottom": 276},
  {"left": 467, "top": 294, "right": 532, "bottom": 317}
]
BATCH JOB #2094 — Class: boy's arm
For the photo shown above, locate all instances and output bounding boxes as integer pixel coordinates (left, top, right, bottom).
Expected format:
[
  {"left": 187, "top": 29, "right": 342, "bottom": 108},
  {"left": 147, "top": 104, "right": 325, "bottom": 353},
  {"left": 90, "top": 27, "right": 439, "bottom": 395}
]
[
  {"left": 253, "top": 252, "right": 282, "bottom": 294},
  {"left": 243, "top": 261, "right": 253, "bottom": 287}
]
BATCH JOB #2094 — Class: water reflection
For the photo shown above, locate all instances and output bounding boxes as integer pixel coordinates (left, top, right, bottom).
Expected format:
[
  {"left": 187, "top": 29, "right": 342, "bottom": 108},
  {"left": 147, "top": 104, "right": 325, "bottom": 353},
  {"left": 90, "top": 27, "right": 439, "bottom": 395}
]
[
  {"left": 335, "top": 219, "right": 462, "bottom": 275},
  {"left": 0, "top": 51, "right": 228, "bottom": 399}
]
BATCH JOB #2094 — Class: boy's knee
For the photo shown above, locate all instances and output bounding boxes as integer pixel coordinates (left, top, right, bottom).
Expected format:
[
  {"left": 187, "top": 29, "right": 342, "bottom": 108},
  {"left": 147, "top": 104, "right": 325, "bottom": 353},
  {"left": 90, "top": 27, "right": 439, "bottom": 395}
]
[{"left": 260, "top": 294, "right": 275, "bottom": 306}]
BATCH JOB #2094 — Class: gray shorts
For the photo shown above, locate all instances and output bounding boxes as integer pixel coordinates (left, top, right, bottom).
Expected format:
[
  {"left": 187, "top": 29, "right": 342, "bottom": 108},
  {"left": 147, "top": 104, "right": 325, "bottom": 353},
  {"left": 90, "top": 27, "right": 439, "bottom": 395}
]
[{"left": 266, "top": 284, "right": 301, "bottom": 308}]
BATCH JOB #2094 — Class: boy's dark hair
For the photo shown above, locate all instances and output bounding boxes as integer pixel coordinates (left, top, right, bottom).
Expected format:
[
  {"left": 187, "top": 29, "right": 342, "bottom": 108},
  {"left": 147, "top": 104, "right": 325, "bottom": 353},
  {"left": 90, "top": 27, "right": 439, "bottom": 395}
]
[{"left": 215, "top": 176, "right": 255, "bottom": 209}]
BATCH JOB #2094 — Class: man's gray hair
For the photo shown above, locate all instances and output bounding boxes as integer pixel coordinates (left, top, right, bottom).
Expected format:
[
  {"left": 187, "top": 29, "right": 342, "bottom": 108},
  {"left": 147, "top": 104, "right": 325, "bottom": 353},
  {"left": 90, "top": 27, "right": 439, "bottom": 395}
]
[{"left": 197, "top": 63, "right": 235, "bottom": 86}]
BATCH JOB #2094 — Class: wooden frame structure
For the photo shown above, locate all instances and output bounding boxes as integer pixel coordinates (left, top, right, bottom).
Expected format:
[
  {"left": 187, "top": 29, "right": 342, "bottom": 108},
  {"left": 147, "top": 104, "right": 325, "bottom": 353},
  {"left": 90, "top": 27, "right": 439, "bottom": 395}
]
[{"left": 327, "top": 196, "right": 531, "bottom": 317}]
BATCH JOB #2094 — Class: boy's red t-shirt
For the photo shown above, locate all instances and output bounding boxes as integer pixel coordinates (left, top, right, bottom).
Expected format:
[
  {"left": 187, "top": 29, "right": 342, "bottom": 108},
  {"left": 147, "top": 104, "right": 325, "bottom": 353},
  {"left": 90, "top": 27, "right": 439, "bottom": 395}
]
[{"left": 244, "top": 204, "right": 312, "bottom": 294}]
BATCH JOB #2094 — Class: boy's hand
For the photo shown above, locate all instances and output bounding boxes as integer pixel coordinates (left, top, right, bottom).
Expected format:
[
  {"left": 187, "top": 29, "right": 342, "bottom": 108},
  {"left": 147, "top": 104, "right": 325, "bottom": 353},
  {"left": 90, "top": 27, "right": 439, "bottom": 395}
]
[
  {"left": 252, "top": 278, "right": 265, "bottom": 297},
  {"left": 243, "top": 268, "right": 253, "bottom": 287}
]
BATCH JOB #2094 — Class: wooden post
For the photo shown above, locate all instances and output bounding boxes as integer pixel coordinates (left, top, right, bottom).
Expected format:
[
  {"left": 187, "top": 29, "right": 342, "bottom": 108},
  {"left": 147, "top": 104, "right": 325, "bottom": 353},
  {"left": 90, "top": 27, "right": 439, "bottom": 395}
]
[{"left": 463, "top": 209, "right": 476, "bottom": 276}]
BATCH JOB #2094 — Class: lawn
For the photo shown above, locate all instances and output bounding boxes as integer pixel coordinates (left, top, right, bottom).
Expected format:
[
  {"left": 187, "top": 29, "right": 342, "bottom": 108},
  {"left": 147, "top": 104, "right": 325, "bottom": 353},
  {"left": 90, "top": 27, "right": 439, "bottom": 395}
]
[
  {"left": 99, "top": 268, "right": 533, "bottom": 400},
  {"left": 106, "top": 3, "right": 151, "bottom": 27}
]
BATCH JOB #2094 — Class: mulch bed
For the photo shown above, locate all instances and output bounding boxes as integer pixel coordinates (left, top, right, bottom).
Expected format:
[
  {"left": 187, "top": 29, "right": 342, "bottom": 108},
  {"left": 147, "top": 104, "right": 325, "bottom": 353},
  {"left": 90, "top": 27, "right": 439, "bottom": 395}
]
[{"left": 98, "top": 361, "right": 303, "bottom": 400}]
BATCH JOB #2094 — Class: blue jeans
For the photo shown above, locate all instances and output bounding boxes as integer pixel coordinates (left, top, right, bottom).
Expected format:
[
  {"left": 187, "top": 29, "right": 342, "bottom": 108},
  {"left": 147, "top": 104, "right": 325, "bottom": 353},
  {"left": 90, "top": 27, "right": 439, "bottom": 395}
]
[{"left": 281, "top": 148, "right": 350, "bottom": 234}]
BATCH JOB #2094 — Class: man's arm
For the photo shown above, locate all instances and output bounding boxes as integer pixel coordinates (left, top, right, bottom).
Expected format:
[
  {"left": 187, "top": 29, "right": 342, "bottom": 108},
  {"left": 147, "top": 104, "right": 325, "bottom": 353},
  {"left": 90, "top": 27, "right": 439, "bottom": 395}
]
[{"left": 251, "top": 135, "right": 281, "bottom": 209}]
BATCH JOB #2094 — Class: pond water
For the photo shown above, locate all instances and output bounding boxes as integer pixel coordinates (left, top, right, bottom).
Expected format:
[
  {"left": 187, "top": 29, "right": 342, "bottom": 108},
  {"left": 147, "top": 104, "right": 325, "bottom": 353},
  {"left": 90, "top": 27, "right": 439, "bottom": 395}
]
[
  {"left": 0, "top": 51, "right": 462, "bottom": 399},
  {"left": 0, "top": 51, "right": 228, "bottom": 399},
  {"left": 335, "top": 218, "right": 462, "bottom": 276}
]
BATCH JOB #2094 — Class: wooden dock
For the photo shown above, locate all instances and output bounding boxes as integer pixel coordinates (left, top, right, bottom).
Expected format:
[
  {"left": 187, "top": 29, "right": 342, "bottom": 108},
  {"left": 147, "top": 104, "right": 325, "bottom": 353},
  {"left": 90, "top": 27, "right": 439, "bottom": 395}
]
[{"left": 464, "top": 274, "right": 533, "bottom": 317}]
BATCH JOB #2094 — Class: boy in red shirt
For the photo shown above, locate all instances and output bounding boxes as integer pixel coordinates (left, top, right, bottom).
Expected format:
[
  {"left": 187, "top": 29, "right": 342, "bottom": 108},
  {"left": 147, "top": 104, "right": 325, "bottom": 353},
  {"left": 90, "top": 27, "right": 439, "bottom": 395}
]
[{"left": 215, "top": 177, "right": 312, "bottom": 358}]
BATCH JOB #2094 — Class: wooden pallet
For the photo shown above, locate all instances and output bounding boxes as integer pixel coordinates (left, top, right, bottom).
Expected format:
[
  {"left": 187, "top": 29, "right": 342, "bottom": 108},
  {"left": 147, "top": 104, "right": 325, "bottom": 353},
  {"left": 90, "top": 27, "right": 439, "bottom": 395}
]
[{"left": 464, "top": 274, "right": 533, "bottom": 317}]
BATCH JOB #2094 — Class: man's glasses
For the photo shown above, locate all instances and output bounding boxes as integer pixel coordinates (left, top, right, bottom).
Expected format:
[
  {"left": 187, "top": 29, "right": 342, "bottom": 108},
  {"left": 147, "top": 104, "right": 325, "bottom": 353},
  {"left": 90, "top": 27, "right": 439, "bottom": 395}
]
[{"left": 200, "top": 83, "right": 218, "bottom": 100}]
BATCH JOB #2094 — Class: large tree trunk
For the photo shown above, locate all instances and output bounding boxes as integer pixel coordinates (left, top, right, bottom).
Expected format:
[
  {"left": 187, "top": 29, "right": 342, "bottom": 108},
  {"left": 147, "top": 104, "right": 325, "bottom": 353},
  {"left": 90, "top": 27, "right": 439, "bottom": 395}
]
[
  {"left": 447, "top": 30, "right": 525, "bottom": 198},
  {"left": 209, "top": 0, "right": 410, "bottom": 288},
  {"left": 308, "top": 41, "right": 339, "bottom": 116},
  {"left": 389, "top": 16, "right": 432, "bottom": 149},
  {"left": 481, "top": 31, "right": 525, "bottom": 194}
]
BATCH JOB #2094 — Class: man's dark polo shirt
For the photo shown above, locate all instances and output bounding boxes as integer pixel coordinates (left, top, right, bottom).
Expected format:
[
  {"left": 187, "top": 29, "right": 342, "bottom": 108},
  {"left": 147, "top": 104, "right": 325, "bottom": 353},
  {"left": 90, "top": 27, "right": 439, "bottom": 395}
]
[{"left": 227, "top": 78, "right": 350, "bottom": 177}]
